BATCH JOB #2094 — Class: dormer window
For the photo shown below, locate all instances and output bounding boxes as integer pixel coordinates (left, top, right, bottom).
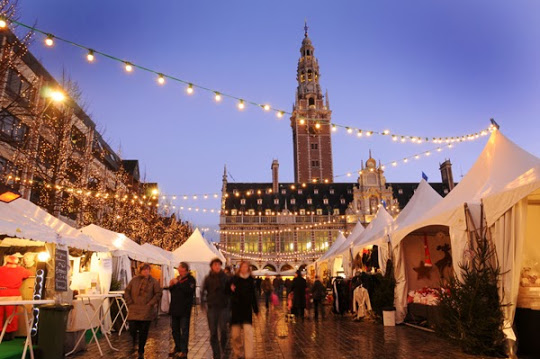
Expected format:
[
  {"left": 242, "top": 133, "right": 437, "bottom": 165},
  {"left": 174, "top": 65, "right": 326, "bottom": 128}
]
[
  {"left": 300, "top": 209, "right": 306, "bottom": 215},
  {"left": 240, "top": 199, "right": 246, "bottom": 205},
  {"left": 298, "top": 189, "right": 303, "bottom": 195},
  {"left": 307, "top": 198, "right": 312, "bottom": 205},
  {"left": 340, "top": 198, "right": 346, "bottom": 205},
  {"left": 323, "top": 198, "right": 329, "bottom": 205},
  {"left": 398, "top": 189, "right": 403, "bottom": 195},
  {"left": 316, "top": 209, "right": 323, "bottom": 215},
  {"left": 257, "top": 199, "right": 262, "bottom": 205},
  {"left": 274, "top": 198, "right": 279, "bottom": 205},
  {"left": 333, "top": 208, "right": 340, "bottom": 215},
  {"left": 329, "top": 188, "right": 334, "bottom": 195},
  {"left": 314, "top": 189, "right": 319, "bottom": 195},
  {"left": 347, "top": 188, "right": 352, "bottom": 194},
  {"left": 231, "top": 209, "right": 237, "bottom": 216},
  {"left": 281, "top": 189, "right": 286, "bottom": 195},
  {"left": 291, "top": 198, "right": 296, "bottom": 205}
]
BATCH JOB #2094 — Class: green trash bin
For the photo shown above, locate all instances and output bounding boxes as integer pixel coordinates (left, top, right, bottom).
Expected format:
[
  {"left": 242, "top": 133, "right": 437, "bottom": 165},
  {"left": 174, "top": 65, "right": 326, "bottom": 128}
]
[{"left": 37, "top": 304, "right": 73, "bottom": 359}]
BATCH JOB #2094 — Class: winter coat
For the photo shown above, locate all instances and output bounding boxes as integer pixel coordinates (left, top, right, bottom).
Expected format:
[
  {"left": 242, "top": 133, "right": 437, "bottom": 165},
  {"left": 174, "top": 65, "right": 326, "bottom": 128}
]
[
  {"left": 262, "top": 279, "right": 273, "bottom": 293},
  {"left": 353, "top": 286, "right": 372, "bottom": 319},
  {"left": 230, "top": 275, "right": 259, "bottom": 325},
  {"left": 169, "top": 274, "right": 196, "bottom": 317},
  {"left": 312, "top": 280, "right": 326, "bottom": 301},
  {"left": 125, "top": 275, "right": 162, "bottom": 321},
  {"left": 291, "top": 276, "right": 307, "bottom": 309},
  {"left": 202, "top": 270, "right": 230, "bottom": 310}
]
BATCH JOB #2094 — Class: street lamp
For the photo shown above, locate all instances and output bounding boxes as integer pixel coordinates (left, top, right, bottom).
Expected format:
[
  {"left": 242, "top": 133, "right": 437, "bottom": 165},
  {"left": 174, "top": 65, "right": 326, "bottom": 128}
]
[{"left": 0, "top": 183, "right": 21, "bottom": 203}]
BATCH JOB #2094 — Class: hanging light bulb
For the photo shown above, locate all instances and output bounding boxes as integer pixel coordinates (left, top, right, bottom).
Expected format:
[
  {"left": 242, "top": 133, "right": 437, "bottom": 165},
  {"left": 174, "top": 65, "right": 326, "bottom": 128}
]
[
  {"left": 214, "top": 92, "right": 222, "bottom": 102},
  {"left": 186, "top": 83, "right": 194, "bottom": 94},
  {"left": 238, "top": 99, "right": 245, "bottom": 110},
  {"left": 357, "top": 130, "right": 363, "bottom": 137},
  {"left": 315, "top": 122, "right": 321, "bottom": 129},
  {"left": 0, "top": 18, "right": 7, "bottom": 29},
  {"left": 403, "top": 158, "right": 408, "bottom": 163},
  {"left": 392, "top": 135, "right": 397, "bottom": 141},
  {"left": 124, "top": 62, "right": 133, "bottom": 72},
  {"left": 86, "top": 49, "right": 95, "bottom": 62},
  {"left": 299, "top": 118, "right": 305, "bottom": 125},
  {"left": 346, "top": 127, "right": 353, "bottom": 134},
  {"left": 157, "top": 74, "right": 165, "bottom": 85},
  {"left": 392, "top": 161, "right": 398, "bottom": 167},
  {"left": 331, "top": 124, "right": 337, "bottom": 132},
  {"left": 366, "top": 131, "right": 373, "bottom": 136},
  {"left": 277, "top": 111, "right": 284, "bottom": 118},
  {"left": 44, "top": 34, "right": 54, "bottom": 47},
  {"left": 263, "top": 104, "right": 271, "bottom": 111}
]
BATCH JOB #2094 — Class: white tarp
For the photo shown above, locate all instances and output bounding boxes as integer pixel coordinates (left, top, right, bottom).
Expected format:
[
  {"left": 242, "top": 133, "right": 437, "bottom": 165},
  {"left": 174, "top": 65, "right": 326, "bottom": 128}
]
[
  {"left": 80, "top": 224, "right": 166, "bottom": 264},
  {"left": 0, "top": 198, "right": 108, "bottom": 252}
]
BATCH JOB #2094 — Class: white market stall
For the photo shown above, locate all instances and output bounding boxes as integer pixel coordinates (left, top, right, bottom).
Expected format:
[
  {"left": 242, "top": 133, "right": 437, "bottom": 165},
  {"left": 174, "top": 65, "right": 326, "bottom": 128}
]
[{"left": 172, "top": 228, "right": 226, "bottom": 297}]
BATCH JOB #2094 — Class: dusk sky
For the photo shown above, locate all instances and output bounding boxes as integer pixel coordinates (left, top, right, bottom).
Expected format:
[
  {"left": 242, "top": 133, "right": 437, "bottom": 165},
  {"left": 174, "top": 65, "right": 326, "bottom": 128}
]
[{"left": 18, "top": 1, "right": 540, "bottom": 231}]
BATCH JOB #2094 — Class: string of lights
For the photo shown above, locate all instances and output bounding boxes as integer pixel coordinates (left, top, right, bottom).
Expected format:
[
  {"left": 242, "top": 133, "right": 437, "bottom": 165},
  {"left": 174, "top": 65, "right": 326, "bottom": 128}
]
[
  {"left": 217, "top": 247, "right": 324, "bottom": 262},
  {"left": 0, "top": 18, "right": 492, "bottom": 146}
]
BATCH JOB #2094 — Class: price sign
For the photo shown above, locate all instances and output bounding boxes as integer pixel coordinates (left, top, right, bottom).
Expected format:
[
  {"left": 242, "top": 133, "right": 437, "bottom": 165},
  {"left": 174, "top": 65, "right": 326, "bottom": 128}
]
[{"left": 55, "top": 248, "right": 69, "bottom": 292}]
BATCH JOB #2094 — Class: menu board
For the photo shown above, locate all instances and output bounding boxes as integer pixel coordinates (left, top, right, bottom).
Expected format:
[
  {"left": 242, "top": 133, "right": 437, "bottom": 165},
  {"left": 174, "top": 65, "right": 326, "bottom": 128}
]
[{"left": 55, "top": 248, "right": 69, "bottom": 292}]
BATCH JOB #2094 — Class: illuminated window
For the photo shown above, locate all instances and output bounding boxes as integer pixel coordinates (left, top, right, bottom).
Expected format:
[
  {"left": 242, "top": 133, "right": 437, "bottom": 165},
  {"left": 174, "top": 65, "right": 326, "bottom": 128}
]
[
  {"left": 300, "top": 209, "right": 306, "bottom": 215},
  {"left": 274, "top": 198, "right": 279, "bottom": 205},
  {"left": 281, "top": 189, "right": 286, "bottom": 195},
  {"left": 298, "top": 189, "right": 303, "bottom": 195},
  {"left": 240, "top": 199, "right": 246, "bottom": 205},
  {"left": 333, "top": 208, "right": 340, "bottom": 215},
  {"left": 314, "top": 189, "right": 319, "bottom": 195},
  {"left": 340, "top": 198, "right": 346, "bottom": 205},
  {"left": 316, "top": 209, "right": 323, "bottom": 215},
  {"left": 231, "top": 209, "right": 237, "bottom": 216},
  {"left": 307, "top": 198, "right": 312, "bottom": 205},
  {"left": 290, "top": 198, "right": 296, "bottom": 205},
  {"left": 323, "top": 198, "right": 328, "bottom": 205},
  {"left": 329, "top": 188, "right": 334, "bottom": 195},
  {"left": 257, "top": 199, "right": 262, "bottom": 205}
]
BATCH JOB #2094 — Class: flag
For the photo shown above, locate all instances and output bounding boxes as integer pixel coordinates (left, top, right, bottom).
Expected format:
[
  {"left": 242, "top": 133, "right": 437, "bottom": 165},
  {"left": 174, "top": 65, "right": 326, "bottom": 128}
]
[
  {"left": 381, "top": 199, "right": 387, "bottom": 209},
  {"left": 422, "top": 172, "right": 428, "bottom": 181}
]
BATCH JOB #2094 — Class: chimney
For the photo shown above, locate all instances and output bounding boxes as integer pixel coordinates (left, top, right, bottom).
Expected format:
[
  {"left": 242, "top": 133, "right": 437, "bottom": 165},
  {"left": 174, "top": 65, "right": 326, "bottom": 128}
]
[
  {"left": 439, "top": 159, "right": 455, "bottom": 192},
  {"left": 271, "top": 160, "right": 279, "bottom": 193}
]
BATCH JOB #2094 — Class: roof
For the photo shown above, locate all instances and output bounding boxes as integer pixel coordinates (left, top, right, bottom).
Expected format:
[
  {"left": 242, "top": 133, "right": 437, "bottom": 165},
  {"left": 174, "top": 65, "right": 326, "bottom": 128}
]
[
  {"left": 224, "top": 182, "right": 354, "bottom": 215},
  {"left": 389, "top": 182, "right": 450, "bottom": 208},
  {"left": 122, "top": 160, "right": 140, "bottom": 181},
  {"left": 172, "top": 228, "right": 225, "bottom": 263}
]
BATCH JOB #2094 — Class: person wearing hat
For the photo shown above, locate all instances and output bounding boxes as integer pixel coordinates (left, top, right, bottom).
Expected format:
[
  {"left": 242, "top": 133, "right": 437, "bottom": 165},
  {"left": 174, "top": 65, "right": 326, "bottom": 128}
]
[
  {"left": 0, "top": 253, "right": 32, "bottom": 340},
  {"left": 201, "top": 257, "right": 230, "bottom": 359}
]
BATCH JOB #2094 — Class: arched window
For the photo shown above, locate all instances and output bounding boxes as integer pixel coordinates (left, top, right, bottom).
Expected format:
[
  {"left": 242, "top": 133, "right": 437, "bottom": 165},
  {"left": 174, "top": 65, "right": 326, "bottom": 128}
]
[
  {"left": 300, "top": 71, "right": 305, "bottom": 82},
  {"left": 307, "top": 70, "right": 313, "bottom": 81},
  {"left": 308, "top": 97, "right": 315, "bottom": 107}
]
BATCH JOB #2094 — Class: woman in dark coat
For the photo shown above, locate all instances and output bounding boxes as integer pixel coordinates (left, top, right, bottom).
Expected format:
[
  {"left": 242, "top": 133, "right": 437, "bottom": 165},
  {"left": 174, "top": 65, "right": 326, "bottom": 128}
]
[
  {"left": 230, "top": 261, "right": 259, "bottom": 359},
  {"left": 291, "top": 270, "right": 307, "bottom": 321}
]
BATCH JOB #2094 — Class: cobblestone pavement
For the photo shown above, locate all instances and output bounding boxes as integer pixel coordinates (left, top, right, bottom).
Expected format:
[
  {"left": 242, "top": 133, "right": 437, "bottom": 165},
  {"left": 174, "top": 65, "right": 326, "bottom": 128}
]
[{"left": 72, "top": 300, "right": 497, "bottom": 359}]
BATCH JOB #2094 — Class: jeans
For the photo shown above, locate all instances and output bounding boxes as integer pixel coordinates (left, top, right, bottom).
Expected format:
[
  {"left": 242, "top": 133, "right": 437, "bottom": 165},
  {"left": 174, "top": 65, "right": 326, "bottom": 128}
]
[
  {"left": 129, "top": 320, "right": 151, "bottom": 354},
  {"left": 231, "top": 324, "right": 254, "bottom": 359},
  {"left": 313, "top": 299, "right": 325, "bottom": 320},
  {"left": 264, "top": 292, "right": 271, "bottom": 309},
  {"left": 171, "top": 315, "right": 190, "bottom": 354},
  {"left": 207, "top": 307, "right": 229, "bottom": 359}
]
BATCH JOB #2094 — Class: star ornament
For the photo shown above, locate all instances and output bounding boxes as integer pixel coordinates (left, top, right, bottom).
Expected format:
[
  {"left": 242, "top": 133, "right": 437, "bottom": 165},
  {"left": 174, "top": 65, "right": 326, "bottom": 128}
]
[{"left": 413, "top": 261, "right": 433, "bottom": 280}]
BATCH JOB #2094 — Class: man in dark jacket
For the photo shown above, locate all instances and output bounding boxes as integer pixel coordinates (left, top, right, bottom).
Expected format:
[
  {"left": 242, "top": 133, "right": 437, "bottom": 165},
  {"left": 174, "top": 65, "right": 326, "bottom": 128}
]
[
  {"left": 311, "top": 275, "right": 326, "bottom": 320},
  {"left": 202, "top": 258, "right": 230, "bottom": 359},
  {"left": 291, "top": 270, "right": 307, "bottom": 321},
  {"left": 168, "top": 262, "right": 196, "bottom": 358}
]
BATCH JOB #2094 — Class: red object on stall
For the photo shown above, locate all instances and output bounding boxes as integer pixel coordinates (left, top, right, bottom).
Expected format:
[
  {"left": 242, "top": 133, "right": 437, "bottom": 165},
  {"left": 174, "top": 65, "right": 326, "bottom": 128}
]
[
  {"left": 0, "top": 254, "right": 32, "bottom": 334},
  {"left": 423, "top": 234, "right": 433, "bottom": 267}
]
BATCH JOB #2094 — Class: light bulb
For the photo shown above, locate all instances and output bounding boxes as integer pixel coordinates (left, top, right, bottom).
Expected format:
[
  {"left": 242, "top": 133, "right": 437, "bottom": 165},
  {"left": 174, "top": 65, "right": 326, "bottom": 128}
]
[
  {"left": 299, "top": 118, "right": 305, "bottom": 125},
  {"left": 277, "top": 111, "right": 284, "bottom": 118},
  {"left": 45, "top": 35, "right": 54, "bottom": 47},
  {"left": 157, "top": 74, "right": 165, "bottom": 85},
  {"left": 426, "top": 151, "right": 431, "bottom": 156},
  {"left": 238, "top": 99, "right": 245, "bottom": 110},
  {"left": 346, "top": 127, "right": 352, "bottom": 134},
  {"left": 263, "top": 104, "right": 270, "bottom": 111},
  {"left": 392, "top": 161, "right": 397, "bottom": 167},
  {"left": 315, "top": 122, "right": 321, "bottom": 129},
  {"left": 392, "top": 135, "right": 397, "bottom": 141},
  {"left": 187, "top": 83, "right": 194, "bottom": 94},
  {"left": 37, "top": 251, "right": 50, "bottom": 262},
  {"left": 403, "top": 158, "right": 408, "bottom": 163},
  {"left": 214, "top": 92, "right": 222, "bottom": 102},
  {"left": 357, "top": 130, "right": 363, "bottom": 137},
  {"left": 0, "top": 19, "right": 7, "bottom": 29},
  {"left": 86, "top": 50, "right": 95, "bottom": 62},
  {"left": 124, "top": 62, "right": 133, "bottom": 72},
  {"left": 331, "top": 125, "right": 337, "bottom": 132}
]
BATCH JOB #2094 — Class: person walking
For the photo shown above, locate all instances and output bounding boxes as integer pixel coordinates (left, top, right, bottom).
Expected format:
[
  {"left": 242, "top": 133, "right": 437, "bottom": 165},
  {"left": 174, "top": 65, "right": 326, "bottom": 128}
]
[
  {"left": 230, "top": 261, "right": 259, "bottom": 359},
  {"left": 124, "top": 263, "right": 162, "bottom": 359},
  {"left": 272, "top": 275, "right": 283, "bottom": 298},
  {"left": 262, "top": 277, "right": 273, "bottom": 309},
  {"left": 291, "top": 270, "right": 307, "bottom": 321},
  {"left": 168, "top": 262, "right": 196, "bottom": 358},
  {"left": 202, "top": 258, "right": 230, "bottom": 359},
  {"left": 255, "top": 276, "right": 262, "bottom": 297},
  {"left": 311, "top": 275, "right": 326, "bottom": 321}
]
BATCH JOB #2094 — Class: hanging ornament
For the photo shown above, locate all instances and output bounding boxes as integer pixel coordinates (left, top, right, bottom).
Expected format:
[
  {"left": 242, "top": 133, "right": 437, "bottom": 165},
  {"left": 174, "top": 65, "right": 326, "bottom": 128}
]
[{"left": 423, "top": 233, "right": 433, "bottom": 267}]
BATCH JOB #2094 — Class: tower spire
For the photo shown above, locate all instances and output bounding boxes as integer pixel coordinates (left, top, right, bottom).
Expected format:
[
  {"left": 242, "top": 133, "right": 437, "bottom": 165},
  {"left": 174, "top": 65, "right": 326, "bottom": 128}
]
[{"left": 304, "top": 19, "right": 309, "bottom": 37}]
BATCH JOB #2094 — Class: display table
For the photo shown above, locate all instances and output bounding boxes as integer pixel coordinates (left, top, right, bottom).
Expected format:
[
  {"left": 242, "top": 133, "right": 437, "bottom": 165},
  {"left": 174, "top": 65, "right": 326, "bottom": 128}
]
[
  {"left": 406, "top": 303, "right": 442, "bottom": 329},
  {"left": 67, "top": 297, "right": 102, "bottom": 332},
  {"left": 65, "top": 294, "right": 123, "bottom": 357},
  {"left": 0, "top": 299, "right": 55, "bottom": 359},
  {"left": 108, "top": 291, "right": 129, "bottom": 336}
]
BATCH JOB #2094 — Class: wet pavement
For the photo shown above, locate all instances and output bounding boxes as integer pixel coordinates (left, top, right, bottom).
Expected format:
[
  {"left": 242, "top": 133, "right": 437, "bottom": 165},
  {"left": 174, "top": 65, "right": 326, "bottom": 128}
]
[{"left": 72, "top": 300, "right": 497, "bottom": 359}]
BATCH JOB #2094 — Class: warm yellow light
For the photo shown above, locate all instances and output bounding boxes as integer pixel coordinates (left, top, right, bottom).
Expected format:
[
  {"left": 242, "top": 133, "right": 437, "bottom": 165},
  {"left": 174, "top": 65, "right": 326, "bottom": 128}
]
[
  {"left": 403, "top": 158, "right": 408, "bottom": 163},
  {"left": 392, "top": 135, "right": 397, "bottom": 141},
  {"left": 366, "top": 131, "right": 373, "bottom": 137},
  {"left": 383, "top": 129, "right": 390, "bottom": 135},
  {"left": 315, "top": 122, "right": 321, "bottom": 129},
  {"left": 346, "top": 172, "right": 351, "bottom": 177},
  {"left": 415, "top": 155, "right": 420, "bottom": 159},
  {"left": 263, "top": 104, "right": 270, "bottom": 111},
  {"left": 346, "top": 127, "right": 353, "bottom": 134},
  {"left": 277, "top": 111, "right": 284, "bottom": 118},
  {"left": 214, "top": 92, "right": 222, "bottom": 102},
  {"left": 238, "top": 99, "right": 245, "bottom": 110},
  {"left": 392, "top": 161, "right": 397, "bottom": 167},
  {"left": 187, "top": 83, "right": 194, "bottom": 94},
  {"left": 44, "top": 35, "right": 54, "bottom": 47},
  {"left": 50, "top": 90, "right": 65, "bottom": 103},
  {"left": 357, "top": 130, "right": 363, "bottom": 137},
  {"left": 0, "top": 19, "right": 7, "bottom": 29},
  {"left": 425, "top": 151, "right": 431, "bottom": 156},
  {"left": 157, "top": 74, "right": 165, "bottom": 85},
  {"left": 124, "top": 62, "right": 133, "bottom": 72},
  {"left": 37, "top": 251, "right": 50, "bottom": 262},
  {"left": 86, "top": 50, "right": 95, "bottom": 62},
  {"left": 331, "top": 125, "right": 337, "bottom": 132}
]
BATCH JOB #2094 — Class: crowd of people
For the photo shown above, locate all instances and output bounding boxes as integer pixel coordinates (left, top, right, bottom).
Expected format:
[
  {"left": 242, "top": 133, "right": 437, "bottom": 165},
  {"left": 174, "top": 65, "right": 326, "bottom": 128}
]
[{"left": 123, "top": 259, "right": 330, "bottom": 359}]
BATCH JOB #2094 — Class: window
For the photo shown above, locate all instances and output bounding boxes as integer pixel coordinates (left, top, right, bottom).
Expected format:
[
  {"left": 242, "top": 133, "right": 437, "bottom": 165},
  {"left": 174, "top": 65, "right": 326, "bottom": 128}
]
[
  {"left": 0, "top": 110, "right": 27, "bottom": 143},
  {"left": 300, "top": 72, "right": 305, "bottom": 82},
  {"left": 265, "top": 209, "right": 271, "bottom": 216},
  {"left": 281, "top": 189, "right": 286, "bottom": 195},
  {"left": 307, "top": 198, "right": 312, "bottom": 205},
  {"left": 298, "top": 189, "right": 303, "bottom": 195},
  {"left": 314, "top": 189, "right": 319, "bottom": 195},
  {"left": 240, "top": 199, "right": 246, "bottom": 205},
  {"left": 6, "top": 69, "right": 31, "bottom": 98},
  {"left": 231, "top": 209, "right": 237, "bottom": 216},
  {"left": 311, "top": 143, "right": 318, "bottom": 150},
  {"left": 300, "top": 209, "right": 306, "bottom": 215},
  {"left": 307, "top": 70, "right": 313, "bottom": 81},
  {"left": 71, "top": 126, "right": 87, "bottom": 152},
  {"left": 323, "top": 198, "right": 329, "bottom": 205},
  {"left": 347, "top": 188, "right": 352, "bottom": 194},
  {"left": 248, "top": 209, "right": 255, "bottom": 216},
  {"left": 257, "top": 198, "right": 262, "bottom": 205},
  {"left": 398, "top": 189, "right": 403, "bottom": 195},
  {"left": 311, "top": 160, "right": 319, "bottom": 167},
  {"left": 340, "top": 198, "right": 346, "bottom": 205},
  {"left": 290, "top": 198, "right": 296, "bottom": 205},
  {"left": 308, "top": 97, "right": 315, "bottom": 107},
  {"left": 316, "top": 209, "right": 323, "bottom": 215},
  {"left": 0, "top": 156, "right": 8, "bottom": 176},
  {"left": 329, "top": 188, "right": 334, "bottom": 195},
  {"left": 333, "top": 208, "right": 340, "bottom": 215},
  {"left": 274, "top": 198, "right": 279, "bottom": 205}
]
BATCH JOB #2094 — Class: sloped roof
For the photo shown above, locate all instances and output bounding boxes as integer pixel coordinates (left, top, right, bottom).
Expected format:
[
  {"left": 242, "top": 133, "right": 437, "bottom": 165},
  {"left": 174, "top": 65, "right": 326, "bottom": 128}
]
[
  {"left": 172, "top": 228, "right": 225, "bottom": 263},
  {"left": 317, "top": 231, "right": 347, "bottom": 262}
]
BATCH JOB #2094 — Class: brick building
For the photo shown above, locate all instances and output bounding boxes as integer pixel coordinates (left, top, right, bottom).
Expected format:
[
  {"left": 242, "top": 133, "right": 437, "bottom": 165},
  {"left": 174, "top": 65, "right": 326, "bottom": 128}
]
[{"left": 219, "top": 25, "right": 455, "bottom": 272}]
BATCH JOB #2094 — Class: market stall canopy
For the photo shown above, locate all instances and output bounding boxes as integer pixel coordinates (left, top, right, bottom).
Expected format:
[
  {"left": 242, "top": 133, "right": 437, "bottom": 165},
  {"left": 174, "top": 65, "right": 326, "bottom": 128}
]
[
  {"left": 80, "top": 224, "right": 166, "bottom": 264},
  {"left": 390, "top": 130, "right": 540, "bottom": 246},
  {"left": 317, "top": 231, "right": 347, "bottom": 263},
  {"left": 329, "top": 220, "right": 366, "bottom": 260},
  {"left": 350, "top": 206, "right": 394, "bottom": 254},
  {"left": 172, "top": 228, "right": 225, "bottom": 263},
  {"left": 252, "top": 269, "right": 278, "bottom": 276},
  {"left": 0, "top": 198, "right": 108, "bottom": 252},
  {"left": 279, "top": 269, "right": 298, "bottom": 276},
  {"left": 141, "top": 243, "right": 177, "bottom": 265}
]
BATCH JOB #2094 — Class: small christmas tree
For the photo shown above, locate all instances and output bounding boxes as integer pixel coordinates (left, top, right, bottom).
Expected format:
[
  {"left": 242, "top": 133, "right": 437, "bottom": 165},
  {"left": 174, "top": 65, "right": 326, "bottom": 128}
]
[{"left": 437, "top": 206, "right": 505, "bottom": 356}]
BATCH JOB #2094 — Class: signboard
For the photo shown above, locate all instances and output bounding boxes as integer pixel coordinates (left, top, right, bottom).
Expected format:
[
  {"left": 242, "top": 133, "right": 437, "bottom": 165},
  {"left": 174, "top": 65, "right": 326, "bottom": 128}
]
[{"left": 55, "top": 248, "right": 69, "bottom": 292}]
